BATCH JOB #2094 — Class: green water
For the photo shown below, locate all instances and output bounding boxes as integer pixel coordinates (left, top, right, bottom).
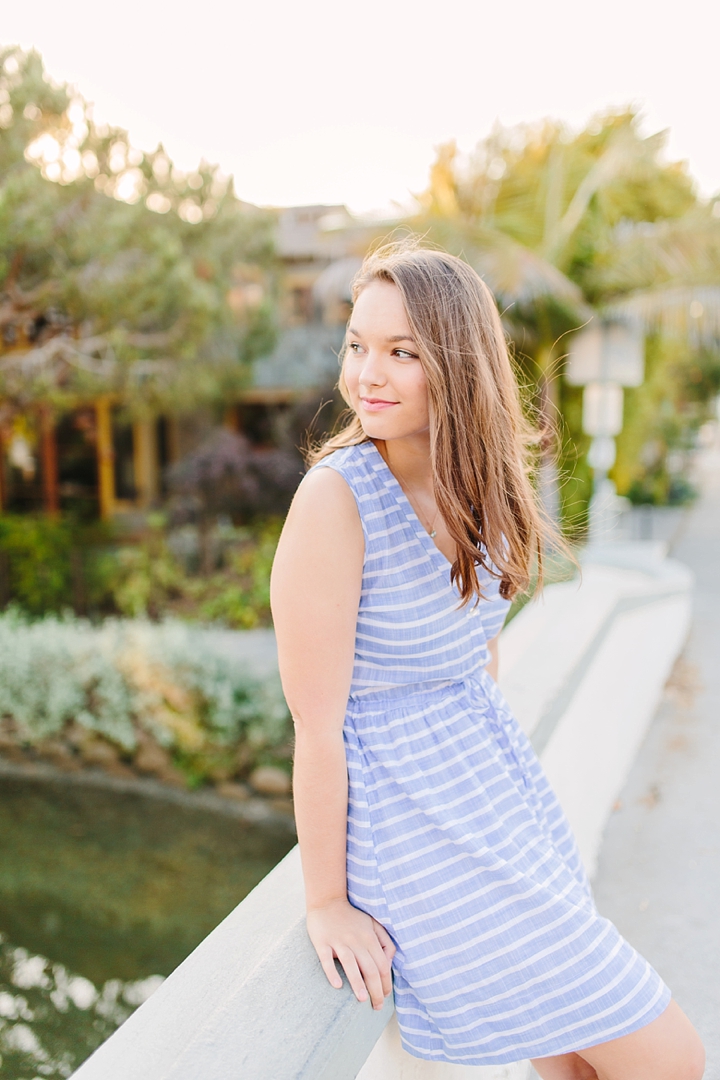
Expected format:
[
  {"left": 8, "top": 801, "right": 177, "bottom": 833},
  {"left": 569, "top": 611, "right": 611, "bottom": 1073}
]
[{"left": 0, "top": 777, "right": 295, "bottom": 1079}]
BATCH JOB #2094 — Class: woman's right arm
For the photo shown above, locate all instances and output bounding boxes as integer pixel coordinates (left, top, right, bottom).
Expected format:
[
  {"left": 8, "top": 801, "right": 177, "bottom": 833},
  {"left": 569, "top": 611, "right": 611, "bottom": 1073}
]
[{"left": 270, "top": 467, "right": 395, "bottom": 1010}]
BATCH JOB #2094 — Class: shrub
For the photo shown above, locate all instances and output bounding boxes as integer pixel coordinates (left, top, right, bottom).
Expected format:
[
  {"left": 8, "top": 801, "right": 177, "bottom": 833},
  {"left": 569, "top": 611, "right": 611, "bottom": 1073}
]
[
  {"left": 193, "top": 522, "right": 279, "bottom": 628},
  {"left": 0, "top": 512, "right": 280, "bottom": 627},
  {"left": 100, "top": 520, "right": 281, "bottom": 628},
  {"left": 0, "top": 515, "right": 111, "bottom": 616},
  {"left": 0, "top": 516, "right": 73, "bottom": 614},
  {"left": 99, "top": 527, "right": 186, "bottom": 620},
  {"left": 166, "top": 429, "right": 300, "bottom": 572},
  {"left": 0, "top": 611, "right": 291, "bottom": 784}
]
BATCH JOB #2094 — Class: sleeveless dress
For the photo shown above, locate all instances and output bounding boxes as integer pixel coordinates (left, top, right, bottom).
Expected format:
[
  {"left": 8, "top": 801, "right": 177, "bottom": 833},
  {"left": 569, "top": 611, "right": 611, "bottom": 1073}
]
[{"left": 312, "top": 441, "right": 670, "bottom": 1066}]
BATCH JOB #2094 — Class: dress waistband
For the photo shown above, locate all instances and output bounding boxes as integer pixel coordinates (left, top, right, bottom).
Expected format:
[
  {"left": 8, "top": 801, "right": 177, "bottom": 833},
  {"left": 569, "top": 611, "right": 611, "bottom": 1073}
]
[{"left": 346, "top": 670, "right": 494, "bottom": 710}]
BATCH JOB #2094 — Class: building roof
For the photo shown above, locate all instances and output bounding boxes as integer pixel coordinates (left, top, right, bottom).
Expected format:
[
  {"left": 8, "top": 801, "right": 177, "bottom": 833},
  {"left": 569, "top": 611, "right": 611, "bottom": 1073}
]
[{"left": 276, "top": 205, "right": 356, "bottom": 261}]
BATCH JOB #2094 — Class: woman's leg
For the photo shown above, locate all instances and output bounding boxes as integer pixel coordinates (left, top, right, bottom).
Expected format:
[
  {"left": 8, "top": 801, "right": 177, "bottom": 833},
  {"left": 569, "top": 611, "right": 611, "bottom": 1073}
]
[
  {"left": 531, "top": 1052, "right": 598, "bottom": 1079},
  {"left": 534, "top": 1000, "right": 704, "bottom": 1080}
]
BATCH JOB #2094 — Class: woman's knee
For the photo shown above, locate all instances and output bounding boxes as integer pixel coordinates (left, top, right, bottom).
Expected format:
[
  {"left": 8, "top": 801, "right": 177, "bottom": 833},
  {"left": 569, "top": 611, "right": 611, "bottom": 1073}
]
[
  {"left": 580, "top": 1000, "right": 705, "bottom": 1080},
  {"left": 681, "top": 1029, "right": 706, "bottom": 1080},
  {"left": 645, "top": 1002, "right": 705, "bottom": 1080}
]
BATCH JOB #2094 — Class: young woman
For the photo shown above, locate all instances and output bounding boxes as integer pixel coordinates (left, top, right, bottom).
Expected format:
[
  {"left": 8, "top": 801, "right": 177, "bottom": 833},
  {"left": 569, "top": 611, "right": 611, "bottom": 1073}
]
[{"left": 270, "top": 243, "right": 704, "bottom": 1080}]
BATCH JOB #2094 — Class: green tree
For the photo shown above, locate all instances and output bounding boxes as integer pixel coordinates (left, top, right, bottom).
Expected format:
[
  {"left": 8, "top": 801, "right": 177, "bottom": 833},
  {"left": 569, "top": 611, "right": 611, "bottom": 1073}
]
[
  {"left": 0, "top": 46, "right": 277, "bottom": 419},
  {"left": 413, "top": 111, "right": 720, "bottom": 527}
]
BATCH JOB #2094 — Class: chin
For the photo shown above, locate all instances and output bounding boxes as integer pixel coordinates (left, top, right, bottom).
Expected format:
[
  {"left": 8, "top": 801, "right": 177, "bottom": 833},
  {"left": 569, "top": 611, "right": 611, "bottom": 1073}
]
[
  {"left": 359, "top": 416, "right": 400, "bottom": 441},
  {"left": 355, "top": 405, "right": 427, "bottom": 443}
]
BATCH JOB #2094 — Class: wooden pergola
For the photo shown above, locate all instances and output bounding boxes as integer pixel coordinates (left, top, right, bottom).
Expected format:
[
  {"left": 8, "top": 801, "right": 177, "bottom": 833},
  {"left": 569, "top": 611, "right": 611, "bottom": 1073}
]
[
  {"left": 0, "top": 325, "right": 183, "bottom": 518},
  {"left": 0, "top": 396, "right": 178, "bottom": 520}
]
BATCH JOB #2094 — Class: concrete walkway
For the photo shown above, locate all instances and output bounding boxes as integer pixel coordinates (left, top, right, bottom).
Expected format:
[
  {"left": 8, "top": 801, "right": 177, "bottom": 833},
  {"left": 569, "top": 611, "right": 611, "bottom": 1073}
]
[{"left": 593, "top": 448, "right": 720, "bottom": 1079}]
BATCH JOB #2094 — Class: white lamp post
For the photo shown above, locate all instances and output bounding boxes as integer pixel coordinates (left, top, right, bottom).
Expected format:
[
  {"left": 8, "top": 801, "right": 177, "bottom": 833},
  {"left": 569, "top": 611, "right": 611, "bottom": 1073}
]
[{"left": 566, "top": 320, "right": 644, "bottom": 542}]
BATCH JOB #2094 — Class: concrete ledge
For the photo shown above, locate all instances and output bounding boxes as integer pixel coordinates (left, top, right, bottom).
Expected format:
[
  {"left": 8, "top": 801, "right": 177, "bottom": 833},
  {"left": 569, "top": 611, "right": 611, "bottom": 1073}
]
[
  {"left": 71, "top": 541, "right": 692, "bottom": 1080},
  {"left": 71, "top": 845, "right": 392, "bottom": 1080},
  {"left": 500, "top": 542, "right": 692, "bottom": 876}
]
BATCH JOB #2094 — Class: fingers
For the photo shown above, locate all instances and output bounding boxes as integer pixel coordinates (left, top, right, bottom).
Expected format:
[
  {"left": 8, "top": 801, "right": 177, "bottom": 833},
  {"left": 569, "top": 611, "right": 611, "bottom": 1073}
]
[
  {"left": 339, "top": 946, "right": 390, "bottom": 1010},
  {"left": 359, "top": 948, "right": 387, "bottom": 1010},
  {"left": 371, "top": 920, "right": 396, "bottom": 997},
  {"left": 372, "top": 918, "right": 397, "bottom": 957},
  {"left": 335, "top": 947, "right": 370, "bottom": 1005},
  {"left": 308, "top": 907, "right": 395, "bottom": 1009},
  {"left": 376, "top": 952, "right": 394, "bottom": 1000},
  {"left": 318, "top": 947, "right": 343, "bottom": 990}
]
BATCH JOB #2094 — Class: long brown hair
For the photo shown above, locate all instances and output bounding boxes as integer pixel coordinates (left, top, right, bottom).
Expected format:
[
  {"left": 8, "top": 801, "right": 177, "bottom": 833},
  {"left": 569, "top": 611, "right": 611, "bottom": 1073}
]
[{"left": 308, "top": 239, "right": 559, "bottom": 603}]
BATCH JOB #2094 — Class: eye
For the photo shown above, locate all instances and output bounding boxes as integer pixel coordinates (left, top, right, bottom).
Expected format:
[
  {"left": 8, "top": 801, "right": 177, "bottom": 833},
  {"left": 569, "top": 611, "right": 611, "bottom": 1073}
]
[
  {"left": 393, "top": 348, "right": 419, "bottom": 360},
  {"left": 347, "top": 341, "right": 364, "bottom": 354}
]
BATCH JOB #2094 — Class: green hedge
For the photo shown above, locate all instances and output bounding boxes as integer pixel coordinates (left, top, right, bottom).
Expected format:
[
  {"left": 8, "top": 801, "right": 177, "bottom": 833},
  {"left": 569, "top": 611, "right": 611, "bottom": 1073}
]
[
  {"left": 0, "top": 514, "right": 279, "bottom": 626},
  {"left": 0, "top": 515, "right": 111, "bottom": 616},
  {"left": 0, "top": 611, "right": 291, "bottom": 785}
]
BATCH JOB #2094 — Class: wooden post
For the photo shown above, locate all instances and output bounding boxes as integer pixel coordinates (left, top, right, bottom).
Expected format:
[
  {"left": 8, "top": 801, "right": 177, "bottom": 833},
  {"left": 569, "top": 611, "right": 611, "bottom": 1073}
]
[
  {"left": 39, "top": 405, "right": 60, "bottom": 517},
  {"left": 95, "top": 396, "right": 115, "bottom": 520},
  {"left": 0, "top": 427, "right": 6, "bottom": 514},
  {"left": 132, "top": 419, "right": 159, "bottom": 508}
]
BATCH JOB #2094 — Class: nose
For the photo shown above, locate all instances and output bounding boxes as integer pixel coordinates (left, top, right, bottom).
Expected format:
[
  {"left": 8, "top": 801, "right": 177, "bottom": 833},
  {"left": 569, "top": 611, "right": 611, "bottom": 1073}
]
[{"left": 358, "top": 347, "right": 387, "bottom": 391}]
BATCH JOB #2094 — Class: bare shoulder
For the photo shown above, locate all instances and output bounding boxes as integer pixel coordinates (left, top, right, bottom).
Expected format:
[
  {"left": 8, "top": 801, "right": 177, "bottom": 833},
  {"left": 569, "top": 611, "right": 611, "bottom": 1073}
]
[
  {"left": 282, "top": 466, "right": 363, "bottom": 549},
  {"left": 271, "top": 466, "right": 363, "bottom": 601},
  {"left": 271, "top": 465, "right": 364, "bottom": 672}
]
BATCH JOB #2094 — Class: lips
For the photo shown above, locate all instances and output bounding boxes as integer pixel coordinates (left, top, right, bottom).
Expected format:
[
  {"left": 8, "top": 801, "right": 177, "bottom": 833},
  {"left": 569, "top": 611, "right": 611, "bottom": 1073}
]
[{"left": 360, "top": 398, "right": 399, "bottom": 412}]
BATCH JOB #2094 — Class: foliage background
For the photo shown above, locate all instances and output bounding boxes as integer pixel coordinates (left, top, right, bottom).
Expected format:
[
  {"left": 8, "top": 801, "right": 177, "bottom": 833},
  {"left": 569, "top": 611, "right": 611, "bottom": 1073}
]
[
  {"left": 410, "top": 111, "right": 720, "bottom": 529},
  {"left": 0, "top": 610, "right": 291, "bottom": 787},
  {"left": 0, "top": 46, "right": 278, "bottom": 418},
  {"left": 2, "top": 51, "right": 720, "bottom": 793}
]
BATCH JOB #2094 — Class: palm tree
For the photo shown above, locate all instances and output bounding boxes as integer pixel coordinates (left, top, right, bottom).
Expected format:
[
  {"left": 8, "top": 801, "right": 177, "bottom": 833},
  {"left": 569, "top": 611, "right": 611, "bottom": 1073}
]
[{"left": 411, "top": 111, "right": 720, "bottom": 528}]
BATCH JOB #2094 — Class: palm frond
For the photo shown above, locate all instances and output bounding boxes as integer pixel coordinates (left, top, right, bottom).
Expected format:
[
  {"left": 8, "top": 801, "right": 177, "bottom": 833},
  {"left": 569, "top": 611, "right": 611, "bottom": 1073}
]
[
  {"left": 469, "top": 233, "right": 588, "bottom": 312},
  {"left": 417, "top": 217, "right": 588, "bottom": 314},
  {"left": 544, "top": 126, "right": 668, "bottom": 263},
  {"left": 592, "top": 213, "right": 720, "bottom": 296},
  {"left": 604, "top": 285, "right": 720, "bottom": 346}
]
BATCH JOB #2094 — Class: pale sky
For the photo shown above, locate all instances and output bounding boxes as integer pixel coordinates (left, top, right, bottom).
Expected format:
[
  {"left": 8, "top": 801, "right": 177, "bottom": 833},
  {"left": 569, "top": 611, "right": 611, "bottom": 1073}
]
[{"left": 4, "top": 0, "right": 719, "bottom": 213}]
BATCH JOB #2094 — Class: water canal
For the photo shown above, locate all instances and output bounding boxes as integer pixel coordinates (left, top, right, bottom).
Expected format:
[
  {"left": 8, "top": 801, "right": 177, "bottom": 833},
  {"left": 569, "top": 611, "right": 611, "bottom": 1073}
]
[{"left": 0, "top": 775, "right": 295, "bottom": 1078}]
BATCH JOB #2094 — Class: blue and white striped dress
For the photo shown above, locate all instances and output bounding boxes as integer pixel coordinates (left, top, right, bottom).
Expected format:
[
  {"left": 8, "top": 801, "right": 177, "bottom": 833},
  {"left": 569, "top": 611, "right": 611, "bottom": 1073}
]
[{"left": 312, "top": 440, "right": 670, "bottom": 1066}]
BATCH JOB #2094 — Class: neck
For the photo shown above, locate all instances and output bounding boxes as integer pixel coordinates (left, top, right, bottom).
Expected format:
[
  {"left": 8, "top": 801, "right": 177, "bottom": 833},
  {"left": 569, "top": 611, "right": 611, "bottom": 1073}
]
[{"left": 374, "top": 435, "right": 433, "bottom": 492}]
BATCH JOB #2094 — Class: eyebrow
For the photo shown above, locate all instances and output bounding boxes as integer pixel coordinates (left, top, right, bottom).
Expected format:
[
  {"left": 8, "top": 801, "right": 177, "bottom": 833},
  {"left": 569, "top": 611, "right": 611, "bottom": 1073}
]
[{"left": 347, "top": 327, "right": 417, "bottom": 344}]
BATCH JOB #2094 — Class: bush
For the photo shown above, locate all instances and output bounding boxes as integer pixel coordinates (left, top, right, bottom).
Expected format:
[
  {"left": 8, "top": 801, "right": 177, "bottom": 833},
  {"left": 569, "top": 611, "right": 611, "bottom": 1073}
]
[
  {"left": 166, "top": 429, "right": 300, "bottom": 572},
  {"left": 0, "top": 610, "right": 136, "bottom": 748},
  {"left": 0, "top": 515, "right": 111, "bottom": 616},
  {"left": 0, "top": 512, "right": 280, "bottom": 627},
  {"left": 101, "top": 519, "right": 281, "bottom": 627},
  {"left": 99, "top": 524, "right": 186, "bottom": 620},
  {"left": 192, "top": 521, "right": 279, "bottom": 628},
  {"left": 0, "top": 516, "right": 72, "bottom": 614},
  {"left": 0, "top": 610, "right": 291, "bottom": 785}
]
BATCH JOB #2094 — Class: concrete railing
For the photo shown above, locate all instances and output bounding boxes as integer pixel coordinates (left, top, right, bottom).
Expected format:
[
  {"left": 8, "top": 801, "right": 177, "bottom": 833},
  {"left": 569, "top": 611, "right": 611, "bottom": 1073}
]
[
  {"left": 500, "top": 541, "right": 693, "bottom": 878},
  {"left": 71, "top": 541, "right": 692, "bottom": 1080}
]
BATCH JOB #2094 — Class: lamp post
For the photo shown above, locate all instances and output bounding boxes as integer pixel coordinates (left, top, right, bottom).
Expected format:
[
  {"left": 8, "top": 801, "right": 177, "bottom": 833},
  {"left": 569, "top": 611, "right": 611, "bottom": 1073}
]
[{"left": 566, "top": 320, "right": 645, "bottom": 543}]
